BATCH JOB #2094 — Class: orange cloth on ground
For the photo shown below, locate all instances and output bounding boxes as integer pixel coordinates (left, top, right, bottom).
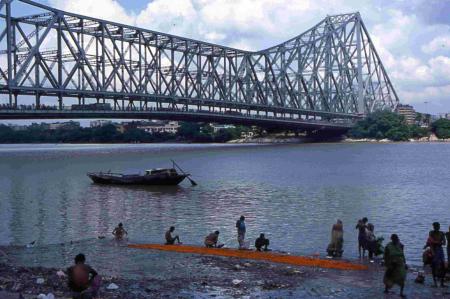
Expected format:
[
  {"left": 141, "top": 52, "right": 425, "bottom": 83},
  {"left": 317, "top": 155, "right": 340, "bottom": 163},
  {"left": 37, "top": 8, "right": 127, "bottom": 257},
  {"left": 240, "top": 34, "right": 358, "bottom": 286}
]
[{"left": 128, "top": 244, "right": 367, "bottom": 271}]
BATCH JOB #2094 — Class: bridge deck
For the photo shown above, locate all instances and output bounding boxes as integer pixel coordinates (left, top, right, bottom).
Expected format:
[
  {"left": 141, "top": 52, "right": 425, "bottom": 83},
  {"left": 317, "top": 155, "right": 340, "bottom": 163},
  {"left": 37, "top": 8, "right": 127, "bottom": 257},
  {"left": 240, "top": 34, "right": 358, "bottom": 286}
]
[{"left": 0, "top": 109, "right": 354, "bottom": 131}]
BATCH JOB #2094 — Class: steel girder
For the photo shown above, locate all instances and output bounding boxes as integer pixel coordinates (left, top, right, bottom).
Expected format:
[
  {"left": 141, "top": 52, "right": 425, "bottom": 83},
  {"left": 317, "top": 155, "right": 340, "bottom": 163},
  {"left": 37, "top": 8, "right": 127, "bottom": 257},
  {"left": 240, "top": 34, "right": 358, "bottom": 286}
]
[{"left": 0, "top": 0, "right": 399, "bottom": 125}]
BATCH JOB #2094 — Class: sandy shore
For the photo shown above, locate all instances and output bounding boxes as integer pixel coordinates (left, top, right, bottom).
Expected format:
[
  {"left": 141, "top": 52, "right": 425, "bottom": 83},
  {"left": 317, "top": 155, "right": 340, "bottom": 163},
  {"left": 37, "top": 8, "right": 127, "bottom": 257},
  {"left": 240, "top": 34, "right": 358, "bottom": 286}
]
[{"left": 1, "top": 253, "right": 450, "bottom": 298}]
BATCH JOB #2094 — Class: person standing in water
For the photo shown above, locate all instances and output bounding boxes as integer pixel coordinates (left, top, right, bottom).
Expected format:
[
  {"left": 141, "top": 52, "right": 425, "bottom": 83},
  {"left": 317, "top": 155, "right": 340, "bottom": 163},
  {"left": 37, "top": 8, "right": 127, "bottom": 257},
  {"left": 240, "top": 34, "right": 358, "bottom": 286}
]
[
  {"left": 356, "top": 217, "right": 368, "bottom": 258},
  {"left": 365, "top": 223, "right": 377, "bottom": 262},
  {"left": 236, "top": 216, "right": 246, "bottom": 249},
  {"left": 112, "top": 223, "right": 128, "bottom": 240},
  {"left": 425, "top": 222, "right": 446, "bottom": 287},
  {"left": 327, "top": 220, "right": 344, "bottom": 257},
  {"left": 446, "top": 225, "right": 450, "bottom": 267},
  {"left": 383, "top": 234, "right": 407, "bottom": 298}
]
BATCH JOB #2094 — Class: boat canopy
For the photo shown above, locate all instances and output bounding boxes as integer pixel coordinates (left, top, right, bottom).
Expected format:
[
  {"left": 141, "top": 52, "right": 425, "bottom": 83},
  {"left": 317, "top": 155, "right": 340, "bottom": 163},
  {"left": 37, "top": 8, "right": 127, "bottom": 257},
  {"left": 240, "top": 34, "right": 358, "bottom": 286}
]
[{"left": 145, "top": 168, "right": 178, "bottom": 175}]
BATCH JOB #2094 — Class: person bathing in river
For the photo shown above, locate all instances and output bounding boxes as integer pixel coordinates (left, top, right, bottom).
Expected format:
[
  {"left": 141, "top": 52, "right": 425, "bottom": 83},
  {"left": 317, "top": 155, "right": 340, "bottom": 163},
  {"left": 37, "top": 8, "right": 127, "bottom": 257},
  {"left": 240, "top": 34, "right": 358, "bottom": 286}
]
[
  {"left": 424, "top": 222, "right": 446, "bottom": 287},
  {"left": 255, "top": 233, "right": 270, "bottom": 251},
  {"left": 327, "top": 220, "right": 344, "bottom": 257},
  {"left": 383, "top": 234, "right": 407, "bottom": 298},
  {"left": 112, "top": 223, "right": 128, "bottom": 240},
  {"left": 365, "top": 223, "right": 377, "bottom": 262},
  {"left": 67, "top": 253, "right": 101, "bottom": 299},
  {"left": 356, "top": 217, "right": 368, "bottom": 258},
  {"left": 236, "top": 215, "right": 246, "bottom": 249},
  {"left": 165, "top": 226, "right": 182, "bottom": 245},
  {"left": 205, "top": 230, "right": 224, "bottom": 248},
  {"left": 446, "top": 225, "right": 450, "bottom": 267}
]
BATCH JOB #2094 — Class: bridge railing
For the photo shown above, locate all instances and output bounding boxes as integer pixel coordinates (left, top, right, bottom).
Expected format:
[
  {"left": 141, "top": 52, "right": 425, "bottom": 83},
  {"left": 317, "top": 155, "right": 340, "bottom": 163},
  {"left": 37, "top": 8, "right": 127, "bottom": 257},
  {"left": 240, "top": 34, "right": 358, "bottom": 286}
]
[{"left": 0, "top": 103, "right": 357, "bottom": 126}]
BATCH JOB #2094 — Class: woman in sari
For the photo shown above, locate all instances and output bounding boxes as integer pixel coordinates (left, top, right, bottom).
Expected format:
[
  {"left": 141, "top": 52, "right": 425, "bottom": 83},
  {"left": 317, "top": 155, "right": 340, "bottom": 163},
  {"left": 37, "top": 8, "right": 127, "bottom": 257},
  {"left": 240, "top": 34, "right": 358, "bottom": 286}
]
[
  {"left": 384, "top": 234, "right": 407, "bottom": 298},
  {"left": 327, "top": 220, "right": 344, "bottom": 257}
]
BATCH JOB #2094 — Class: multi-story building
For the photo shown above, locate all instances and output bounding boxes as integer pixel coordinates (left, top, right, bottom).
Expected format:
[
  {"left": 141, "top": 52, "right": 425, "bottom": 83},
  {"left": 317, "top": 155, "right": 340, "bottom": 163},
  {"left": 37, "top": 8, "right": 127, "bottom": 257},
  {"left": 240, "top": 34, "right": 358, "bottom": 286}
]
[
  {"left": 137, "top": 121, "right": 180, "bottom": 134},
  {"left": 90, "top": 120, "right": 112, "bottom": 128},
  {"left": 396, "top": 104, "right": 416, "bottom": 125},
  {"left": 49, "top": 121, "right": 80, "bottom": 130},
  {"left": 438, "top": 113, "right": 450, "bottom": 120},
  {"left": 210, "top": 124, "right": 235, "bottom": 133}
]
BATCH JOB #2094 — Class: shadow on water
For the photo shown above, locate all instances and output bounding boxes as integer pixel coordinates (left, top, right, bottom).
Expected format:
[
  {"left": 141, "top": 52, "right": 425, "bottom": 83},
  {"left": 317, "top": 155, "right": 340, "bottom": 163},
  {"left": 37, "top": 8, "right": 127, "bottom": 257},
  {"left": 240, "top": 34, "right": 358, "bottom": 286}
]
[{"left": 86, "top": 183, "right": 187, "bottom": 195}]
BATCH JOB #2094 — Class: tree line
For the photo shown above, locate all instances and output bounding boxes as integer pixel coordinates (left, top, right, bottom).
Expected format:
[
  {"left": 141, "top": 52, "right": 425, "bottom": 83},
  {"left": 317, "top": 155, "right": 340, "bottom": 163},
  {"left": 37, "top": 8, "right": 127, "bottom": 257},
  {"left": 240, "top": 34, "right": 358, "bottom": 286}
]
[
  {"left": 0, "top": 122, "right": 250, "bottom": 143},
  {"left": 348, "top": 111, "right": 450, "bottom": 141}
]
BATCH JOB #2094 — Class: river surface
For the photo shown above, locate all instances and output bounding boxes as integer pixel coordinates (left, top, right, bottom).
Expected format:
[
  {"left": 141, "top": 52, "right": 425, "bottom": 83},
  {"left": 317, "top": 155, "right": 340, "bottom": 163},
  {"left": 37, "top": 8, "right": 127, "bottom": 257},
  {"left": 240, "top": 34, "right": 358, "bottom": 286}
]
[{"left": 0, "top": 142, "right": 449, "bottom": 272}]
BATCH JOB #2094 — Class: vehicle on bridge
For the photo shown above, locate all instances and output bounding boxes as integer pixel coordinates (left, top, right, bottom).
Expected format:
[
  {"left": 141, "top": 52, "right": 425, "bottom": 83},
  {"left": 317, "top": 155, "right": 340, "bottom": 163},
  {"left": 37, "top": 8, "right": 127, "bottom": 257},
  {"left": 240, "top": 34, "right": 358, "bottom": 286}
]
[
  {"left": 71, "top": 103, "right": 112, "bottom": 111},
  {"left": 0, "top": 1, "right": 399, "bottom": 132}
]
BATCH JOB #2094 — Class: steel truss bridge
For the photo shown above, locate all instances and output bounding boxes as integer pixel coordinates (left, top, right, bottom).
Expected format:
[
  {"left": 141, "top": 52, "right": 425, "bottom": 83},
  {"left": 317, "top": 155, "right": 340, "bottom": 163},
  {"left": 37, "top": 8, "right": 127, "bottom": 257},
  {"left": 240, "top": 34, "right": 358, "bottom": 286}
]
[{"left": 0, "top": 0, "right": 399, "bottom": 132}]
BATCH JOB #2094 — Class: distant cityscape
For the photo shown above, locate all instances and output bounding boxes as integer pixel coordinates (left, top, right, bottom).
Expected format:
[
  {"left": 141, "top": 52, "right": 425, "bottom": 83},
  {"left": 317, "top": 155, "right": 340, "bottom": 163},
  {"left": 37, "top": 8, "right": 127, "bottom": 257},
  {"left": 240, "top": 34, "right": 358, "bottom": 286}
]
[
  {"left": 4, "top": 120, "right": 243, "bottom": 135},
  {"left": 396, "top": 104, "right": 449, "bottom": 126}
]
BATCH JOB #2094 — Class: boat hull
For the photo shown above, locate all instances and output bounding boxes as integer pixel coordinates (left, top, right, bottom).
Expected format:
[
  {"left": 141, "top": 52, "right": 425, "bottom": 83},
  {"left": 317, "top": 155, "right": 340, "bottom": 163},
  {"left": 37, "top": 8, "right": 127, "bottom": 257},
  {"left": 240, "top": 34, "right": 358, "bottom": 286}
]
[{"left": 87, "top": 173, "right": 188, "bottom": 186}]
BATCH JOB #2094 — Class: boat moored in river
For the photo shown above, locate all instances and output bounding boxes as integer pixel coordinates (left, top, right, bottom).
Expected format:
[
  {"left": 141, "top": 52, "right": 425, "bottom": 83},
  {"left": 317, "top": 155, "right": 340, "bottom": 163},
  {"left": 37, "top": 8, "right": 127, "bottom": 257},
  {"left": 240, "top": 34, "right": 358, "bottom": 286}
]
[{"left": 87, "top": 168, "right": 189, "bottom": 186}]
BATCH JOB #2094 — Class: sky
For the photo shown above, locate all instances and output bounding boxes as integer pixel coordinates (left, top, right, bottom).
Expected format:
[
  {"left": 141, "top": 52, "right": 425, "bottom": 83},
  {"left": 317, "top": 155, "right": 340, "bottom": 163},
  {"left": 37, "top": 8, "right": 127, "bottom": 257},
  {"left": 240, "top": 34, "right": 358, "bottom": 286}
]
[
  {"left": 40, "top": 0, "right": 450, "bottom": 115},
  {"left": 3, "top": 0, "right": 450, "bottom": 121}
]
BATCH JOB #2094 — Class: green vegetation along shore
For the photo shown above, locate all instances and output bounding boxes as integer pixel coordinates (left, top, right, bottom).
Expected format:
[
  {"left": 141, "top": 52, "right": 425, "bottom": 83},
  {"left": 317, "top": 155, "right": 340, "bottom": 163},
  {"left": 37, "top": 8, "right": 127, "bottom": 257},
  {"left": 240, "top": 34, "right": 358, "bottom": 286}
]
[
  {"left": 0, "top": 111, "right": 449, "bottom": 143},
  {"left": 0, "top": 122, "right": 250, "bottom": 144},
  {"left": 348, "top": 111, "right": 450, "bottom": 141}
]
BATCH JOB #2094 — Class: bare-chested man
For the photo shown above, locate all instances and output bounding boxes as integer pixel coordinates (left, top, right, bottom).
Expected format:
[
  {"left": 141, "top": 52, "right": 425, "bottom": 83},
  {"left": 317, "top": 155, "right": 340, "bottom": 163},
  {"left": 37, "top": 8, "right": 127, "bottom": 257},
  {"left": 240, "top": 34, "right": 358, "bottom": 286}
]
[{"left": 112, "top": 223, "right": 128, "bottom": 240}]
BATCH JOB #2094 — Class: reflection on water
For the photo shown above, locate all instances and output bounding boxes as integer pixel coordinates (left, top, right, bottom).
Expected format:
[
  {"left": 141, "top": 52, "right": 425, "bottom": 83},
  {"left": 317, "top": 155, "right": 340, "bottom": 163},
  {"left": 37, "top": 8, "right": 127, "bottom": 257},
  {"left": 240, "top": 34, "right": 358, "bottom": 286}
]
[{"left": 0, "top": 142, "right": 450, "bottom": 269}]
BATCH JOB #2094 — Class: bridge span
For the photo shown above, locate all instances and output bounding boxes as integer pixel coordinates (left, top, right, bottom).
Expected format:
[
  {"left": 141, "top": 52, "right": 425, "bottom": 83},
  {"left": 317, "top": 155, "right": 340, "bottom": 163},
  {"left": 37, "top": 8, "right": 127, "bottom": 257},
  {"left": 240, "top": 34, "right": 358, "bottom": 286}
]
[{"left": 0, "top": 0, "right": 399, "bottom": 131}]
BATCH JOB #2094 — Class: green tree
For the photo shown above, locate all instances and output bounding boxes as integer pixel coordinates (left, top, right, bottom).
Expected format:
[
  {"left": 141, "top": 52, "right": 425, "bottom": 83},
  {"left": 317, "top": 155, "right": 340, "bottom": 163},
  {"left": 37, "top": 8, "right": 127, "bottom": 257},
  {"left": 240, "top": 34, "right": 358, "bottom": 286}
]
[
  {"left": 432, "top": 118, "right": 450, "bottom": 139},
  {"left": 349, "top": 110, "right": 428, "bottom": 141}
]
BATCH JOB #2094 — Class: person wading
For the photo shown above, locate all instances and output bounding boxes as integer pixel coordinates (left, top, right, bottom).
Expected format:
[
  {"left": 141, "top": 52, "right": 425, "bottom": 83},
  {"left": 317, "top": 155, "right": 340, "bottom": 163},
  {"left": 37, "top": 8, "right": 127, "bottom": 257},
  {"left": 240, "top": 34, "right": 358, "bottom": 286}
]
[
  {"left": 446, "top": 225, "right": 450, "bottom": 267},
  {"left": 236, "top": 215, "right": 246, "bottom": 249},
  {"left": 67, "top": 253, "right": 101, "bottom": 299},
  {"left": 425, "top": 222, "right": 446, "bottom": 287},
  {"left": 383, "top": 234, "right": 407, "bottom": 298},
  {"left": 356, "top": 217, "right": 368, "bottom": 258},
  {"left": 112, "top": 223, "right": 128, "bottom": 240},
  {"left": 327, "top": 220, "right": 344, "bottom": 257}
]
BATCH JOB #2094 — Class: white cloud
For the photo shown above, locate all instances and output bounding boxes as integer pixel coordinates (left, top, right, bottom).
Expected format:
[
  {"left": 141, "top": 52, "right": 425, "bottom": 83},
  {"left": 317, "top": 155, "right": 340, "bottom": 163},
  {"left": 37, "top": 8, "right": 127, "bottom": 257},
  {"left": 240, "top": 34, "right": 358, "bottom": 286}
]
[
  {"left": 41, "top": 0, "right": 450, "bottom": 113},
  {"left": 399, "top": 85, "right": 450, "bottom": 108},
  {"left": 422, "top": 35, "right": 450, "bottom": 54},
  {"left": 49, "top": 0, "right": 135, "bottom": 25}
]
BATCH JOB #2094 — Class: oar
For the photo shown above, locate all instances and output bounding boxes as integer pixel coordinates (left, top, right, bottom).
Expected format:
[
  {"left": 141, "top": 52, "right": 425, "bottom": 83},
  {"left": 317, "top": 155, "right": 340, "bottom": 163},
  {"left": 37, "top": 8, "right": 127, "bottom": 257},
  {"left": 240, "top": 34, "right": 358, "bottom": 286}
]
[{"left": 171, "top": 159, "right": 197, "bottom": 186}]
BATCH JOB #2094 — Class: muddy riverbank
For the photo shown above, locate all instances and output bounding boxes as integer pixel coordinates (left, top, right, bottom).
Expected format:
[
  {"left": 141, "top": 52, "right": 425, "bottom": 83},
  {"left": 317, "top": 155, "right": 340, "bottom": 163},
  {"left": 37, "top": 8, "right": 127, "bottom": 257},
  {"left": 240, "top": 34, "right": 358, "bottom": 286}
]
[{"left": 1, "top": 253, "right": 449, "bottom": 298}]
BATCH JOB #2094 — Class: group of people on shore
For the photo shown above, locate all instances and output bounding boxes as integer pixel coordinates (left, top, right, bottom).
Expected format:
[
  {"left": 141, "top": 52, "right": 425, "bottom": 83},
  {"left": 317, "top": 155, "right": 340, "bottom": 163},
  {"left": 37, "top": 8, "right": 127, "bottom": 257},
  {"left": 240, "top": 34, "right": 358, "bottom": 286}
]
[
  {"left": 353, "top": 218, "right": 450, "bottom": 297},
  {"left": 163, "top": 215, "right": 270, "bottom": 252},
  {"left": 66, "top": 218, "right": 449, "bottom": 299}
]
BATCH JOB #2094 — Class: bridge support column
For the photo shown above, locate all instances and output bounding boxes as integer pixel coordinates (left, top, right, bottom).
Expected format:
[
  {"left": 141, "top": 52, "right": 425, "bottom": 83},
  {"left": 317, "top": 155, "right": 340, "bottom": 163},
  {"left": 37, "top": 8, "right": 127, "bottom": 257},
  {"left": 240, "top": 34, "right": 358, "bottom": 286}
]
[
  {"left": 356, "top": 14, "right": 365, "bottom": 115},
  {"left": 58, "top": 95, "right": 62, "bottom": 110},
  {"left": 36, "top": 94, "right": 40, "bottom": 109}
]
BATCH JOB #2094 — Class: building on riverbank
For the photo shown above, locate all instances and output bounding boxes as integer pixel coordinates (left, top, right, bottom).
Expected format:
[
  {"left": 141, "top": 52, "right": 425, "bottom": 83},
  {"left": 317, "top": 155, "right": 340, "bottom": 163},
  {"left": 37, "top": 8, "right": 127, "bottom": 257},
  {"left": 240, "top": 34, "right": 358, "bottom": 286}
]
[
  {"left": 137, "top": 121, "right": 180, "bottom": 134},
  {"left": 49, "top": 121, "right": 80, "bottom": 130},
  {"left": 211, "top": 124, "right": 235, "bottom": 133},
  {"left": 90, "top": 120, "right": 112, "bottom": 128},
  {"left": 438, "top": 113, "right": 450, "bottom": 120},
  {"left": 396, "top": 104, "right": 416, "bottom": 125}
]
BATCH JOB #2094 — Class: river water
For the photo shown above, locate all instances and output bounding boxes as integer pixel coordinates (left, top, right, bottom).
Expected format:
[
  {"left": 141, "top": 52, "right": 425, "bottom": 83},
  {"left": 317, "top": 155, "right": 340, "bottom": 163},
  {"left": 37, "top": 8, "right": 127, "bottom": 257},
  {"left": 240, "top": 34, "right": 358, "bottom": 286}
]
[{"left": 0, "top": 142, "right": 449, "bottom": 270}]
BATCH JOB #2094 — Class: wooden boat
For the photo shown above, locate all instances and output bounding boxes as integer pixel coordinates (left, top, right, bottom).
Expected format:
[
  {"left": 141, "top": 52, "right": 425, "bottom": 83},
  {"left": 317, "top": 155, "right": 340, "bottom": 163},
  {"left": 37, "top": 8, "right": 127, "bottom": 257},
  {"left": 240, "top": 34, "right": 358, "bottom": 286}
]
[{"left": 87, "top": 168, "right": 189, "bottom": 186}]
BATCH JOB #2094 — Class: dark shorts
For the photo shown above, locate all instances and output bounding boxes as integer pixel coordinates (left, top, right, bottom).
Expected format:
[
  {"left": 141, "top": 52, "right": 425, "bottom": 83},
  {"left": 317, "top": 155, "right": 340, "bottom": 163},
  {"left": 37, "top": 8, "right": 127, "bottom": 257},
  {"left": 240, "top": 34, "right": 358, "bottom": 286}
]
[{"left": 358, "top": 235, "right": 366, "bottom": 247}]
